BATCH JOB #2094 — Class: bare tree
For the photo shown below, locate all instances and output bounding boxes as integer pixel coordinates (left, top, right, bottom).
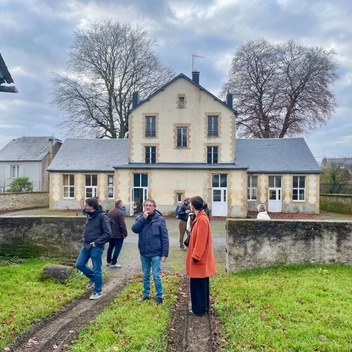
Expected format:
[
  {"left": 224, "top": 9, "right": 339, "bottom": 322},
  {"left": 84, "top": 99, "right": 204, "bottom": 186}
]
[
  {"left": 51, "top": 20, "right": 175, "bottom": 139},
  {"left": 223, "top": 39, "right": 339, "bottom": 138}
]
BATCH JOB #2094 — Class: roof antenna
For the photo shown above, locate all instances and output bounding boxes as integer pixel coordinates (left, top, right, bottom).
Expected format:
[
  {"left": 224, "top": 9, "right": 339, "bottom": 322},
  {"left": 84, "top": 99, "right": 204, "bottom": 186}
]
[{"left": 192, "top": 54, "right": 204, "bottom": 71}]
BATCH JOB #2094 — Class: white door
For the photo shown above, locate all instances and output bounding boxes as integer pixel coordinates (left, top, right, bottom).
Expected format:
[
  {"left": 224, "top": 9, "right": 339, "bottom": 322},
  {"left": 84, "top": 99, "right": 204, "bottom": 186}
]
[
  {"left": 212, "top": 188, "right": 227, "bottom": 216},
  {"left": 268, "top": 176, "right": 282, "bottom": 212},
  {"left": 130, "top": 187, "right": 148, "bottom": 216},
  {"left": 211, "top": 174, "right": 228, "bottom": 216},
  {"left": 268, "top": 188, "right": 282, "bottom": 212}
]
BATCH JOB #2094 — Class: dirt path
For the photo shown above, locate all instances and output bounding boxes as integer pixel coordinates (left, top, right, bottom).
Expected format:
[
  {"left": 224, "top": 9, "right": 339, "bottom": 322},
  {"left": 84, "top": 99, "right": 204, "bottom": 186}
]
[
  {"left": 4, "top": 260, "right": 141, "bottom": 352},
  {"left": 4, "top": 264, "right": 217, "bottom": 352}
]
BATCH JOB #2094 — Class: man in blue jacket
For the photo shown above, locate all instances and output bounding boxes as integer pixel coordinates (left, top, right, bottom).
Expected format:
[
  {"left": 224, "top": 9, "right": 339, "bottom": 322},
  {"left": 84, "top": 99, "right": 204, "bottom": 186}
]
[
  {"left": 76, "top": 197, "right": 111, "bottom": 300},
  {"left": 132, "top": 199, "right": 169, "bottom": 304}
]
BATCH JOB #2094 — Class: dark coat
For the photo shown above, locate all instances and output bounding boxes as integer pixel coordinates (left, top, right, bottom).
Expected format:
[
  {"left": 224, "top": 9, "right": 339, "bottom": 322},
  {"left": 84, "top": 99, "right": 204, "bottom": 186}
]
[
  {"left": 131, "top": 210, "right": 169, "bottom": 258},
  {"left": 107, "top": 206, "right": 128, "bottom": 239},
  {"left": 83, "top": 206, "right": 111, "bottom": 248},
  {"left": 177, "top": 201, "right": 190, "bottom": 222}
]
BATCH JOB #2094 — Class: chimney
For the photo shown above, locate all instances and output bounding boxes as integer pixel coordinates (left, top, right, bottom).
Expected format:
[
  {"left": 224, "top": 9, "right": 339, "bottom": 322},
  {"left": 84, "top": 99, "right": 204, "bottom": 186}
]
[
  {"left": 48, "top": 138, "right": 54, "bottom": 164},
  {"left": 226, "top": 93, "right": 233, "bottom": 109},
  {"left": 192, "top": 71, "right": 200, "bottom": 85},
  {"left": 132, "top": 92, "right": 139, "bottom": 108}
]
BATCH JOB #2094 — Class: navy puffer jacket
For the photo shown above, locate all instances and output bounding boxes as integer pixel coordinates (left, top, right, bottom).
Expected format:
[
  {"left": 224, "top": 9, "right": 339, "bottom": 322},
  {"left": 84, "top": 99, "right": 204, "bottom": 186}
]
[{"left": 132, "top": 210, "right": 169, "bottom": 258}]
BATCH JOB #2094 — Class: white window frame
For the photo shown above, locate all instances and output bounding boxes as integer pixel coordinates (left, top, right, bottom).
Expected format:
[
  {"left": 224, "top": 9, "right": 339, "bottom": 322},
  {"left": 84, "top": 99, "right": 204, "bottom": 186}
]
[
  {"left": 176, "top": 193, "right": 183, "bottom": 203},
  {"left": 145, "top": 146, "right": 156, "bottom": 164},
  {"left": 207, "top": 146, "right": 218, "bottom": 164},
  {"left": 85, "top": 174, "right": 98, "bottom": 198},
  {"left": 247, "top": 175, "right": 258, "bottom": 201},
  {"left": 176, "top": 127, "right": 188, "bottom": 148},
  {"left": 145, "top": 116, "right": 156, "bottom": 137},
  {"left": 107, "top": 175, "right": 114, "bottom": 199},
  {"left": 12, "top": 165, "right": 20, "bottom": 178},
  {"left": 63, "top": 174, "right": 75, "bottom": 199},
  {"left": 293, "top": 176, "right": 305, "bottom": 201},
  {"left": 208, "top": 115, "right": 218, "bottom": 137}
]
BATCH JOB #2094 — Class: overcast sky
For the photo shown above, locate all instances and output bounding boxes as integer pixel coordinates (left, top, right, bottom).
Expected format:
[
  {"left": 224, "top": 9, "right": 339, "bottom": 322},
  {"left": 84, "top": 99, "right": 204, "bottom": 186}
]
[{"left": 1, "top": 0, "right": 351, "bottom": 162}]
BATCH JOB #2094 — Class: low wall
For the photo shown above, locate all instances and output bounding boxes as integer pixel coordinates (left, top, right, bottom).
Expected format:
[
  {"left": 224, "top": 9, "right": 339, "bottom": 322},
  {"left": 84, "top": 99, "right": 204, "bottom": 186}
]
[
  {"left": 226, "top": 219, "right": 352, "bottom": 273},
  {"left": 0, "top": 217, "right": 86, "bottom": 258},
  {"left": 0, "top": 192, "right": 49, "bottom": 212}
]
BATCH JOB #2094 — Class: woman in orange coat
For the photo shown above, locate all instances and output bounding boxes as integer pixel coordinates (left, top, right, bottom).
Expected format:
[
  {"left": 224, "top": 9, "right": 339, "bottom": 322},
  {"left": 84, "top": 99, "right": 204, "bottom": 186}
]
[{"left": 186, "top": 196, "right": 216, "bottom": 316}]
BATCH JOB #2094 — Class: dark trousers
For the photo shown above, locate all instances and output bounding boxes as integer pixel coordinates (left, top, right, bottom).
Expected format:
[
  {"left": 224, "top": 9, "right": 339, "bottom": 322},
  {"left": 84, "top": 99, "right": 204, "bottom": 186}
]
[
  {"left": 106, "top": 238, "right": 124, "bottom": 265},
  {"left": 190, "top": 277, "right": 210, "bottom": 314}
]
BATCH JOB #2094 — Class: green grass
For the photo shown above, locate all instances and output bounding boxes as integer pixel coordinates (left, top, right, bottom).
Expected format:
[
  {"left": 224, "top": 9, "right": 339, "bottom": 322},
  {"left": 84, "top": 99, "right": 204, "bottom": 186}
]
[
  {"left": 70, "top": 273, "right": 181, "bottom": 352},
  {"left": 3, "top": 256, "right": 352, "bottom": 351},
  {"left": 320, "top": 200, "right": 352, "bottom": 214},
  {"left": 211, "top": 264, "right": 352, "bottom": 351},
  {"left": 0, "top": 257, "right": 87, "bottom": 349}
]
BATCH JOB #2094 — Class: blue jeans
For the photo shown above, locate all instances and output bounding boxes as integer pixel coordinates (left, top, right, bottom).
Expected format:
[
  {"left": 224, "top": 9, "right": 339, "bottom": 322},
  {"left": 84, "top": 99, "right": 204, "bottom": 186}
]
[
  {"left": 140, "top": 255, "right": 163, "bottom": 299},
  {"left": 76, "top": 246, "right": 104, "bottom": 294},
  {"left": 106, "top": 238, "right": 124, "bottom": 265}
]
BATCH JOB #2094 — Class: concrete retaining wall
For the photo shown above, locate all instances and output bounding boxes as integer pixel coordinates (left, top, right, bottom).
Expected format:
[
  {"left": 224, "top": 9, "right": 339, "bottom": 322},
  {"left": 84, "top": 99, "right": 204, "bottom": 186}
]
[
  {"left": 226, "top": 219, "right": 352, "bottom": 273},
  {"left": 0, "top": 192, "right": 49, "bottom": 212},
  {"left": 0, "top": 217, "right": 86, "bottom": 258}
]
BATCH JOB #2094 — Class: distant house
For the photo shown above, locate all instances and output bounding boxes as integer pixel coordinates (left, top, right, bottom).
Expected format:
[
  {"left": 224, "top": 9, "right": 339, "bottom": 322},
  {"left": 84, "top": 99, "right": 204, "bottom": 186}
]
[
  {"left": 47, "top": 72, "right": 321, "bottom": 215},
  {"left": 321, "top": 157, "right": 352, "bottom": 173},
  {"left": 0, "top": 136, "right": 61, "bottom": 192}
]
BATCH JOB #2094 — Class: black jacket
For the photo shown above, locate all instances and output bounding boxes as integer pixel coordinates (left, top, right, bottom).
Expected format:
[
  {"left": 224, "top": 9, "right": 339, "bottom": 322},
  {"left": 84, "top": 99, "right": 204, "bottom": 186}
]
[
  {"left": 177, "top": 202, "right": 190, "bottom": 222},
  {"left": 83, "top": 206, "right": 111, "bottom": 248}
]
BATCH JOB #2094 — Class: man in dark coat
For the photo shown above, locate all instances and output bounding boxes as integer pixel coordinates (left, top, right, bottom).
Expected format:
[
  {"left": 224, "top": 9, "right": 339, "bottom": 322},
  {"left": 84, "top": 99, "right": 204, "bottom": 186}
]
[
  {"left": 132, "top": 199, "right": 169, "bottom": 304},
  {"left": 76, "top": 198, "right": 111, "bottom": 300},
  {"left": 107, "top": 199, "right": 128, "bottom": 268}
]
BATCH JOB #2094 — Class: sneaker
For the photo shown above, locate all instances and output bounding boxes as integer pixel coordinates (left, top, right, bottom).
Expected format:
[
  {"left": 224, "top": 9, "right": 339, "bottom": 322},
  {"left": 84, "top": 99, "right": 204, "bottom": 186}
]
[
  {"left": 180, "top": 246, "right": 187, "bottom": 251},
  {"left": 153, "top": 297, "right": 163, "bottom": 304},
  {"left": 110, "top": 264, "right": 122, "bottom": 268},
  {"left": 89, "top": 292, "right": 102, "bottom": 300},
  {"left": 86, "top": 281, "right": 94, "bottom": 289},
  {"left": 138, "top": 296, "right": 150, "bottom": 302},
  {"left": 106, "top": 263, "right": 111, "bottom": 267}
]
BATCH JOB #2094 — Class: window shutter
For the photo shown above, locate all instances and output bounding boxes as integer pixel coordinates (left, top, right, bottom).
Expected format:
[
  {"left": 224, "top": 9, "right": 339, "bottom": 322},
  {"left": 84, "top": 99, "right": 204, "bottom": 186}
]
[
  {"left": 5, "top": 165, "right": 10, "bottom": 179},
  {"left": 19, "top": 165, "right": 24, "bottom": 177}
]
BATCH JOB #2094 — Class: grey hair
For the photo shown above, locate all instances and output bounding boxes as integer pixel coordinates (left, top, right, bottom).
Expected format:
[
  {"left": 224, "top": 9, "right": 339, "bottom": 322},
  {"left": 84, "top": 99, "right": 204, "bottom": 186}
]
[{"left": 257, "top": 204, "right": 266, "bottom": 212}]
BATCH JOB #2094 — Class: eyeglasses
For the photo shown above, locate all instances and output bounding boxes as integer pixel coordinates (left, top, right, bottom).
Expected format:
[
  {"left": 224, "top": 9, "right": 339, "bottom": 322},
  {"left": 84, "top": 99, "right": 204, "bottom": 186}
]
[{"left": 144, "top": 203, "right": 155, "bottom": 207}]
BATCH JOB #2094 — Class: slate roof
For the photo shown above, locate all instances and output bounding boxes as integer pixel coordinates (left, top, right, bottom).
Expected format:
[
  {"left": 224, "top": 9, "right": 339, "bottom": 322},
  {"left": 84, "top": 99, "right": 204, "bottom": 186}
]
[
  {"left": 118, "top": 162, "right": 245, "bottom": 170},
  {"left": 235, "top": 138, "right": 321, "bottom": 174},
  {"left": 0, "top": 136, "right": 61, "bottom": 162},
  {"left": 129, "top": 73, "right": 237, "bottom": 114},
  {"left": 47, "top": 138, "right": 129, "bottom": 172}
]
